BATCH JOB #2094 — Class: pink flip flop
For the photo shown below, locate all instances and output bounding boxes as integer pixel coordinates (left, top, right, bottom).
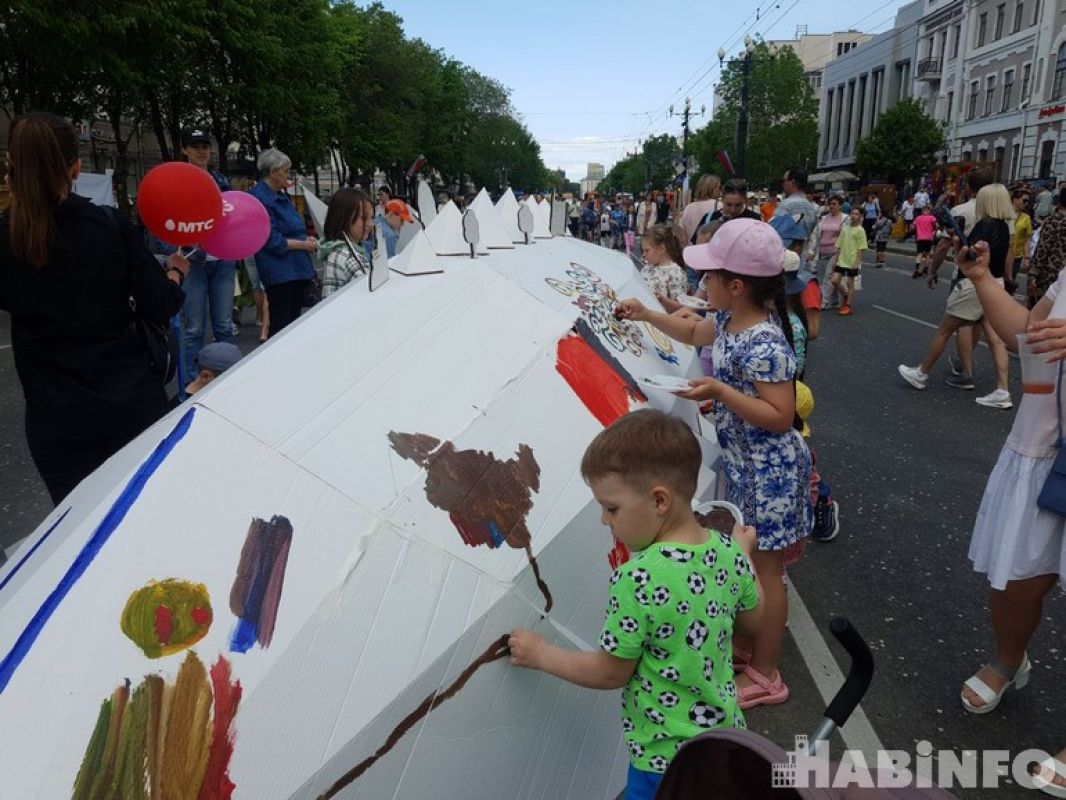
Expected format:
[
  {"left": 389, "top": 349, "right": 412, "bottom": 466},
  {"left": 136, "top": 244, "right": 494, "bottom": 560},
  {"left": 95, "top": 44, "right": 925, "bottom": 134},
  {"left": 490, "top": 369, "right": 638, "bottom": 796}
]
[
  {"left": 737, "top": 665, "right": 790, "bottom": 710},
  {"left": 732, "top": 646, "right": 752, "bottom": 672}
]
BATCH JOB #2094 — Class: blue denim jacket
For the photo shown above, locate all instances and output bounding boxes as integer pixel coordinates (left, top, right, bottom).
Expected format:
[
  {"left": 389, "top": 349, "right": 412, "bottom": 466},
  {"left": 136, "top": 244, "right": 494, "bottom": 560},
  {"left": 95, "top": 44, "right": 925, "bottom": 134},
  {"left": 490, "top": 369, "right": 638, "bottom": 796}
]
[{"left": 249, "top": 181, "right": 315, "bottom": 286}]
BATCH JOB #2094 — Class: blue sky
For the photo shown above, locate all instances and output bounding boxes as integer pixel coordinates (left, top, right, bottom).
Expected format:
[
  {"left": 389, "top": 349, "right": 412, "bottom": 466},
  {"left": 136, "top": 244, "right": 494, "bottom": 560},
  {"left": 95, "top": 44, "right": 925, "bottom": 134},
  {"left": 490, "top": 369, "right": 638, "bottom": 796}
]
[{"left": 382, "top": 1, "right": 908, "bottom": 180}]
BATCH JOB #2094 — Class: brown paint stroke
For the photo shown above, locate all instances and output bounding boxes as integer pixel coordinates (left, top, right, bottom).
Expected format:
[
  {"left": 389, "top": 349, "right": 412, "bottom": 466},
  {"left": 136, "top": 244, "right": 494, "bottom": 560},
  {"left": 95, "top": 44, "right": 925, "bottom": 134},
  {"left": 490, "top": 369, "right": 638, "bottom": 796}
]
[
  {"left": 389, "top": 432, "right": 553, "bottom": 612},
  {"left": 318, "top": 635, "right": 511, "bottom": 799}
]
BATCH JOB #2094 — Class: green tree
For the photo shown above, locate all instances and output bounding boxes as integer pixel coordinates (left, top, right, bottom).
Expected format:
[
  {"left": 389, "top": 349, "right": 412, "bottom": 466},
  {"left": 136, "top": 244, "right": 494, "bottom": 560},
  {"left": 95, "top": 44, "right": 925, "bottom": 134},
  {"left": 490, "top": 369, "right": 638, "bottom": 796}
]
[
  {"left": 855, "top": 98, "right": 946, "bottom": 187},
  {"left": 688, "top": 41, "right": 818, "bottom": 187}
]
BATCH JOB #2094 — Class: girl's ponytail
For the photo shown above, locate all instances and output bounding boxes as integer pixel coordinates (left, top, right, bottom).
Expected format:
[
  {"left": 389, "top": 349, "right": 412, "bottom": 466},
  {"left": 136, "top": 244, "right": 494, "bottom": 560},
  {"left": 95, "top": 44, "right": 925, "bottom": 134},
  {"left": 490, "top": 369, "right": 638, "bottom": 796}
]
[{"left": 8, "top": 113, "right": 79, "bottom": 268}]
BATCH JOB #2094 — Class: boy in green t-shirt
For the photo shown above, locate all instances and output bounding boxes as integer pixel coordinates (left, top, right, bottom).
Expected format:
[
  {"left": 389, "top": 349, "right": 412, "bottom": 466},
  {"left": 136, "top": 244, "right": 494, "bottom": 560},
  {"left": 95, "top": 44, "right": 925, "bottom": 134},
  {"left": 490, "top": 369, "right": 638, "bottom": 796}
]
[
  {"left": 509, "top": 409, "right": 764, "bottom": 800},
  {"left": 829, "top": 207, "right": 869, "bottom": 316}
]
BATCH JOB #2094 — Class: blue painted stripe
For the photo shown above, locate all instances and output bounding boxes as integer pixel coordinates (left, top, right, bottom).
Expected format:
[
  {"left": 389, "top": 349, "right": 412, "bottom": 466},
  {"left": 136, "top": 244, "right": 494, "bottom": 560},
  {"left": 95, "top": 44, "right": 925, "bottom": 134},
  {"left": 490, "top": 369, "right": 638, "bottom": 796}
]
[
  {"left": 0, "top": 408, "right": 196, "bottom": 693},
  {"left": 0, "top": 507, "right": 73, "bottom": 594},
  {"left": 487, "top": 521, "right": 505, "bottom": 548},
  {"left": 230, "top": 618, "right": 256, "bottom": 653}
]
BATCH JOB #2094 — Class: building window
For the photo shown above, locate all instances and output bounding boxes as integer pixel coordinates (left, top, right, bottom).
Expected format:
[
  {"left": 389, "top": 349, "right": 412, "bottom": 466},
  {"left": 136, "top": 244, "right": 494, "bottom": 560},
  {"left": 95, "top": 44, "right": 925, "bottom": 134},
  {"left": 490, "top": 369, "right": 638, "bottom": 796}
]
[
  {"left": 1002, "top": 69, "right": 1015, "bottom": 111},
  {"left": 995, "top": 146, "right": 1006, "bottom": 179},
  {"left": 994, "top": 4, "right": 1005, "bottom": 39},
  {"left": 1055, "top": 44, "right": 1066, "bottom": 99},
  {"left": 1013, "top": 0, "right": 1024, "bottom": 33},
  {"left": 953, "top": 24, "right": 962, "bottom": 59},
  {"left": 1011, "top": 142, "right": 1021, "bottom": 178},
  {"left": 976, "top": 13, "right": 987, "bottom": 46},
  {"left": 1032, "top": 0, "right": 1040, "bottom": 25},
  {"left": 1040, "top": 139, "right": 1055, "bottom": 179},
  {"left": 824, "top": 89, "right": 834, "bottom": 153},
  {"left": 947, "top": 91, "right": 954, "bottom": 119},
  {"left": 968, "top": 81, "right": 979, "bottom": 119},
  {"left": 985, "top": 75, "right": 996, "bottom": 115},
  {"left": 978, "top": 147, "right": 988, "bottom": 162},
  {"left": 1021, "top": 62, "right": 1031, "bottom": 99},
  {"left": 837, "top": 43, "right": 843, "bottom": 56}
]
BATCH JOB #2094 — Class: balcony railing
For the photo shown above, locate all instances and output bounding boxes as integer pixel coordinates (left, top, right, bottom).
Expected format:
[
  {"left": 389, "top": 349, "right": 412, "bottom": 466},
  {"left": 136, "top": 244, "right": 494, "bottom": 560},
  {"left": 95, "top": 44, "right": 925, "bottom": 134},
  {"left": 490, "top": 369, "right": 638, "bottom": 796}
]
[{"left": 917, "top": 58, "right": 942, "bottom": 80}]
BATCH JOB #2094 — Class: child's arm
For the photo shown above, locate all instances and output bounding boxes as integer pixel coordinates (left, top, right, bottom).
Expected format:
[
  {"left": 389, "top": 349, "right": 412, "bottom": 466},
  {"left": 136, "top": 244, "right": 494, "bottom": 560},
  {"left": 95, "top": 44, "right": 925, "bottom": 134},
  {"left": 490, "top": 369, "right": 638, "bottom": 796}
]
[
  {"left": 616, "top": 298, "right": 716, "bottom": 347},
  {"left": 508, "top": 630, "right": 638, "bottom": 690},
  {"left": 677, "top": 378, "right": 795, "bottom": 433}
]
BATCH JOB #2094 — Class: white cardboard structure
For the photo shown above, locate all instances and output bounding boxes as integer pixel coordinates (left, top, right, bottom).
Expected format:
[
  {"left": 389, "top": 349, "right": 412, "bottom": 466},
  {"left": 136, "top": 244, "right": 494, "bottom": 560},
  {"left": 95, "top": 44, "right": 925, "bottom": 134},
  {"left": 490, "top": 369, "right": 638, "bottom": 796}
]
[
  {"left": 495, "top": 189, "right": 524, "bottom": 244},
  {"left": 424, "top": 200, "right": 489, "bottom": 256},
  {"left": 389, "top": 228, "right": 447, "bottom": 276},
  {"left": 469, "top": 189, "right": 514, "bottom": 250},
  {"left": 0, "top": 233, "right": 717, "bottom": 800},
  {"left": 526, "top": 197, "right": 553, "bottom": 239}
]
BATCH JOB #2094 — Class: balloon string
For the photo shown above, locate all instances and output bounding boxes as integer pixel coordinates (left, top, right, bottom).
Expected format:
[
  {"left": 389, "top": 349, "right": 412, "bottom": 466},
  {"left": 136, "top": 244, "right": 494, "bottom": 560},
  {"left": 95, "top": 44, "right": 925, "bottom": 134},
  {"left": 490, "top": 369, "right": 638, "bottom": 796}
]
[{"left": 180, "top": 246, "right": 200, "bottom": 258}]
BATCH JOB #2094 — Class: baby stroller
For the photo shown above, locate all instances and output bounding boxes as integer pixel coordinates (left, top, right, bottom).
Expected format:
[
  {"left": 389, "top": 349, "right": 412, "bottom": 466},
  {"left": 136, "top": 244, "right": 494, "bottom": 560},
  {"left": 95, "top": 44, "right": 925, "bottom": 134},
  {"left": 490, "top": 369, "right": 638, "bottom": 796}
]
[{"left": 653, "top": 617, "right": 956, "bottom": 799}]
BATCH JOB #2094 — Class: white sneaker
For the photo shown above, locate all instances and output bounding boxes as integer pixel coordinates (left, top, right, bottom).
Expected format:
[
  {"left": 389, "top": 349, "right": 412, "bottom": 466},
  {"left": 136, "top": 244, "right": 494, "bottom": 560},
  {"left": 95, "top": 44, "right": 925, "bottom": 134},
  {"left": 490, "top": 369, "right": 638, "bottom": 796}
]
[
  {"left": 976, "top": 389, "right": 1013, "bottom": 409},
  {"left": 898, "top": 364, "right": 928, "bottom": 389}
]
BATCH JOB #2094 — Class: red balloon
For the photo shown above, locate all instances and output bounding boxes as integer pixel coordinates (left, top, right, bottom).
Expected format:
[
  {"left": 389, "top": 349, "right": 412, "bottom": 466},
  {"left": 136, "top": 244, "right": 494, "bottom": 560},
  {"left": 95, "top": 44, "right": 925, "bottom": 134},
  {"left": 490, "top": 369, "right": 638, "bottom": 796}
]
[{"left": 136, "top": 162, "right": 223, "bottom": 247}]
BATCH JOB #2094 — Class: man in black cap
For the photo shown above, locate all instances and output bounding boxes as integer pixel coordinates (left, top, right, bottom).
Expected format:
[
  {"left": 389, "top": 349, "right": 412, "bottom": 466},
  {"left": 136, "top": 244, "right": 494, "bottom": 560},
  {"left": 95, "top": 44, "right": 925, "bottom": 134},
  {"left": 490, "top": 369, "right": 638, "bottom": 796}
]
[{"left": 163, "top": 127, "right": 237, "bottom": 390}]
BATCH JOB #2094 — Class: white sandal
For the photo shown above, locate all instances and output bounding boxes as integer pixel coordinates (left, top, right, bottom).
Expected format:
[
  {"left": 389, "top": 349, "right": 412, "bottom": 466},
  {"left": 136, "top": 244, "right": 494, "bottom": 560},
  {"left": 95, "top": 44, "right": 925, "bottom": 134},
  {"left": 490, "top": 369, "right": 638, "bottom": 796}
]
[
  {"left": 961, "top": 654, "right": 1030, "bottom": 714},
  {"left": 1031, "top": 756, "right": 1066, "bottom": 798}
]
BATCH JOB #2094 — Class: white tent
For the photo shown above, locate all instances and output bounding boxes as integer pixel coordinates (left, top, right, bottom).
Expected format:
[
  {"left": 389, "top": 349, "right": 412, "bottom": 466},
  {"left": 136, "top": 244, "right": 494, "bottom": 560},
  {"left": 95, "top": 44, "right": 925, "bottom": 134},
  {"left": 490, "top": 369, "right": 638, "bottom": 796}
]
[
  {"left": 469, "top": 189, "right": 514, "bottom": 250},
  {"left": 494, "top": 189, "right": 524, "bottom": 244},
  {"left": 389, "top": 228, "right": 447, "bottom": 276},
  {"left": 423, "top": 200, "right": 489, "bottom": 257},
  {"left": 0, "top": 233, "right": 717, "bottom": 800}
]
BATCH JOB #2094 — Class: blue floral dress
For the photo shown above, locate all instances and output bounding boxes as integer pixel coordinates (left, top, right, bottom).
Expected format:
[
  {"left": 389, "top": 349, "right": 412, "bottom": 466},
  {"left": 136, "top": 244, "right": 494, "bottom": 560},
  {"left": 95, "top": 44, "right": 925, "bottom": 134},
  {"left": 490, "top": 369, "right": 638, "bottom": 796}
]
[{"left": 708, "top": 311, "right": 812, "bottom": 551}]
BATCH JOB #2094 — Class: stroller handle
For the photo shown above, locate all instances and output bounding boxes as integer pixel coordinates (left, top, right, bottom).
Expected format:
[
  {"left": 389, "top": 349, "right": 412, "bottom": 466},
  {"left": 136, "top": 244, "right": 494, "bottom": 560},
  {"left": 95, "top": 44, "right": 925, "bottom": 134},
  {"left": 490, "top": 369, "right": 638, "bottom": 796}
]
[{"left": 822, "top": 617, "right": 874, "bottom": 728}]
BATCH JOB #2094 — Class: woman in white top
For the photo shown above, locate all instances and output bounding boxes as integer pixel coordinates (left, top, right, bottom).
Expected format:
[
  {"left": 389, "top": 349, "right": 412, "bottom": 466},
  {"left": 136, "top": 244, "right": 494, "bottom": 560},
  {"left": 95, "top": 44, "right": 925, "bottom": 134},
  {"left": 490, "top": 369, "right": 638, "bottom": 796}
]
[{"left": 956, "top": 240, "right": 1066, "bottom": 795}]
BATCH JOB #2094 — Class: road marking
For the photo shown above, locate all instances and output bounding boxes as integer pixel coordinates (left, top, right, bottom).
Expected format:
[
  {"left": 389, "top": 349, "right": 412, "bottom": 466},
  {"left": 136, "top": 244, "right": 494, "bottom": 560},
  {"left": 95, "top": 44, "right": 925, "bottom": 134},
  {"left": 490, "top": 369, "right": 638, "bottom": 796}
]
[
  {"left": 872, "top": 304, "right": 938, "bottom": 329},
  {"left": 873, "top": 304, "right": 996, "bottom": 351},
  {"left": 786, "top": 577, "right": 886, "bottom": 760}
]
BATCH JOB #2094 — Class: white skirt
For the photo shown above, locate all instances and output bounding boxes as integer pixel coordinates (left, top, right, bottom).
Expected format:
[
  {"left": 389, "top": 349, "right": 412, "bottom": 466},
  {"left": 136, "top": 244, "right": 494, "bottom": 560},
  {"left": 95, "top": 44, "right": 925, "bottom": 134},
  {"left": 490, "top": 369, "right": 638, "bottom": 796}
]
[{"left": 969, "top": 445, "right": 1066, "bottom": 590}]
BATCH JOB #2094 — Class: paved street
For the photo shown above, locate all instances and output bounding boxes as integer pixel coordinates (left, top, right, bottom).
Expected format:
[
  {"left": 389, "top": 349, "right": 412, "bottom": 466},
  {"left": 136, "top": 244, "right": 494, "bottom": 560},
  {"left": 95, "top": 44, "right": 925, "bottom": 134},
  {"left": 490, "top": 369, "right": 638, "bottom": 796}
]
[{"left": 2, "top": 250, "right": 1063, "bottom": 797}]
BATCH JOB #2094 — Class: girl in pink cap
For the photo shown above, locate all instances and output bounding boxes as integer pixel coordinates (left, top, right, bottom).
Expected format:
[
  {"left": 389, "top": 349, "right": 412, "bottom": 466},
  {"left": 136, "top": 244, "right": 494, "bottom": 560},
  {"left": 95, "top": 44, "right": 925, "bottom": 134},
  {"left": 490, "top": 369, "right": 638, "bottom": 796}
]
[{"left": 617, "top": 218, "right": 812, "bottom": 710}]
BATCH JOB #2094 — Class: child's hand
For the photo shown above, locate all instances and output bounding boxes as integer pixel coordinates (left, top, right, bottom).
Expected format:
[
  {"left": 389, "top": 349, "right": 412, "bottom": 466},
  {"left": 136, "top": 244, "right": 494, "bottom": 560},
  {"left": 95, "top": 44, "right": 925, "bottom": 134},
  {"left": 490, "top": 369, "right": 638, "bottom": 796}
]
[
  {"left": 615, "top": 298, "right": 649, "bottom": 321},
  {"left": 676, "top": 377, "right": 722, "bottom": 401},
  {"left": 508, "top": 629, "right": 547, "bottom": 669},
  {"left": 731, "top": 524, "right": 757, "bottom": 556}
]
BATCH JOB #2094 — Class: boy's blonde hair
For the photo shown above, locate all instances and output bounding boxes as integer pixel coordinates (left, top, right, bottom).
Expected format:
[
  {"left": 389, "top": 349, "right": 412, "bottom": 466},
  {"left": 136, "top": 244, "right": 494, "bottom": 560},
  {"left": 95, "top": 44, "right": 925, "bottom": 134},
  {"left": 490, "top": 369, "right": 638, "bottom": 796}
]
[
  {"left": 975, "top": 183, "right": 1015, "bottom": 222},
  {"left": 580, "top": 410, "right": 701, "bottom": 500}
]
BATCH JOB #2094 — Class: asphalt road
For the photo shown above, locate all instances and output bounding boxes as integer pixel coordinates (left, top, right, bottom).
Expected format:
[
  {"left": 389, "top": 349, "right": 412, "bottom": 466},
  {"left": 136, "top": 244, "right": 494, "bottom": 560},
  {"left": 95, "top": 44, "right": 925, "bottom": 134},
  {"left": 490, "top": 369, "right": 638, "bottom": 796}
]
[{"left": 2, "top": 250, "right": 1063, "bottom": 798}]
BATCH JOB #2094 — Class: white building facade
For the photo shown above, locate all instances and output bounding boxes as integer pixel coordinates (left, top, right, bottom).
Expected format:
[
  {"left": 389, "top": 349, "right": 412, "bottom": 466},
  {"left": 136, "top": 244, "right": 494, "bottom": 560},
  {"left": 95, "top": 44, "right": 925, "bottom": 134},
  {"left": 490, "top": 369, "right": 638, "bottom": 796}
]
[
  {"left": 817, "top": 2, "right": 924, "bottom": 170},
  {"left": 817, "top": 0, "right": 1066, "bottom": 181}
]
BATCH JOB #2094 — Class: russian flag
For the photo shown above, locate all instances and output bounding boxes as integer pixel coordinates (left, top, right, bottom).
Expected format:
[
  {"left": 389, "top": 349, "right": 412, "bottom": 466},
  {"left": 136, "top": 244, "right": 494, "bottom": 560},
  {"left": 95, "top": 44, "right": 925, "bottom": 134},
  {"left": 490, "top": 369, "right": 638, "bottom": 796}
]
[{"left": 716, "top": 149, "right": 735, "bottom": 176}]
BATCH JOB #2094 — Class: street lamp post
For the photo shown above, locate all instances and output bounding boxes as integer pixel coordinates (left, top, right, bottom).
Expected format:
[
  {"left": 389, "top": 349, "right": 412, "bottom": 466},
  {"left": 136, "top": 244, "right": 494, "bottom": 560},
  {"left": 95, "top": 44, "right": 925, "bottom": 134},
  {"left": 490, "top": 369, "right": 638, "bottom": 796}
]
[
  {"left": 668, "top": 98, "right": 706, "bottom": 181},
  {"left": 718, "top": 35, "right": 759, "bottom": 179}
]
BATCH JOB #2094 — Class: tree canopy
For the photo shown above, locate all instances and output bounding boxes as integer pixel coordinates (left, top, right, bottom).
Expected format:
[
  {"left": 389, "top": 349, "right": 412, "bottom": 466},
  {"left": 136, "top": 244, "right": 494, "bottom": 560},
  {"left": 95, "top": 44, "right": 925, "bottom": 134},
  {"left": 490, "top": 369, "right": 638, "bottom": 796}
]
[
  {"left": 0, "top": 0, "right": 559, "bottom": 207},
  {"left": 687, "top": 41, "right": 818, "bottom": 188},
  {"left": 855, "top": 98, "right": 946, "bottom": 187},
  {"left": 598, "top": 134, "right": 681, "bottom": 196}
]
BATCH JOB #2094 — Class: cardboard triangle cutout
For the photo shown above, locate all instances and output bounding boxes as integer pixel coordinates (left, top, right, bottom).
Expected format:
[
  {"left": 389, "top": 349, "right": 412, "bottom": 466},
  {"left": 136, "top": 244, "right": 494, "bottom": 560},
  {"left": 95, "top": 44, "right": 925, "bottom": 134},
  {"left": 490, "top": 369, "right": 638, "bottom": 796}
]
[
  {"left": 470, "top": 189, "right": 514, "bottom": 249},
  {"left": 495, "top": 190, "right": 524, "bottom": 244},
  {"left": 526, "top": 197, "right": 552, "bottom": 239},
  {"left": 301, "top": 183, "right": 329, "bottom": 238},
  {"left": 424, "top": 201, "right": 489, "bottom": 256},
  {"left": 416, "top": 179, "right": 436, "bottom": 228},
  {"left": 389, "top": 228, "right": 447, "bottom": 276}
]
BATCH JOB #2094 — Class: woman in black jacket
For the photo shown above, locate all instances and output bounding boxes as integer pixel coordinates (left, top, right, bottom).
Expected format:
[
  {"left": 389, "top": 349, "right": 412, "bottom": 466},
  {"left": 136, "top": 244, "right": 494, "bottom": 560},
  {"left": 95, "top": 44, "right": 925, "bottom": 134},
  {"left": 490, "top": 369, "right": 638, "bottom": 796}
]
[{"left": 0, "top": 113, "right": 187, "bottom": 503}]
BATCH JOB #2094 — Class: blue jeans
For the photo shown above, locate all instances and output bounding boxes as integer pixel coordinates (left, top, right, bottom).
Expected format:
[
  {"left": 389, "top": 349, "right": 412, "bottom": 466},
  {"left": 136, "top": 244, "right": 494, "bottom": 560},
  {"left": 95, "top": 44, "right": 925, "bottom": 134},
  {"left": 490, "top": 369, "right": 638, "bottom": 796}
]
[
  {"left": 626, "top": 764, "right": 664, "bottom": 800},
  {"left": 181, "top": 258, "right": 236, "bottom": 384}
]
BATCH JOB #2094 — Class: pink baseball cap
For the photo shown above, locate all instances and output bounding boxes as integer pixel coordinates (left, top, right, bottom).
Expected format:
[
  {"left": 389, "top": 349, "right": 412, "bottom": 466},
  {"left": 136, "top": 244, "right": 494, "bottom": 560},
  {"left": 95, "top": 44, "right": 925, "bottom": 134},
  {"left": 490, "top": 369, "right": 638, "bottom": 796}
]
[{"left": 683, "top": 218, "right": 785, "bottom": 277}]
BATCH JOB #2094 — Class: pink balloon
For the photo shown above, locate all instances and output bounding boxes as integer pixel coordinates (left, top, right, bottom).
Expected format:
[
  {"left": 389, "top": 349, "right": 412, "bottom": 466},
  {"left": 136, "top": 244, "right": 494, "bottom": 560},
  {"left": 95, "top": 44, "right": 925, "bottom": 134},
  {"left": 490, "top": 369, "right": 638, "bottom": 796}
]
[{"left": 201, "top": 191, "right": 271, "bottom": 260}]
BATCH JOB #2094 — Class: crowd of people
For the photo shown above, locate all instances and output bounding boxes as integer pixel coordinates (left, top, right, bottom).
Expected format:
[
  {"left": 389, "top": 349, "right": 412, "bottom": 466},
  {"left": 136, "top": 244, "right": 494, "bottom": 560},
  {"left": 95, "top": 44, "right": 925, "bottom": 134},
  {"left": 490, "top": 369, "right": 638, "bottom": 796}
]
[{"left": 1, "top": 108, "right": 1064, "bottom": 800}]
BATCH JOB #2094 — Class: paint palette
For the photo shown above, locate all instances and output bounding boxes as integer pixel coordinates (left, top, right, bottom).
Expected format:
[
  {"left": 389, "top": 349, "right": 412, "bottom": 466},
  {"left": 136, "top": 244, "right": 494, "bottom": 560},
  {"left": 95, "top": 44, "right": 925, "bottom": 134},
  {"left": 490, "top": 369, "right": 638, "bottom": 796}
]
[
  {"left": 638, "top": 374, "right": 693, "bottom": 393},
  {"left": 676, "top": 294, "right": 710, "bottom": 310}
]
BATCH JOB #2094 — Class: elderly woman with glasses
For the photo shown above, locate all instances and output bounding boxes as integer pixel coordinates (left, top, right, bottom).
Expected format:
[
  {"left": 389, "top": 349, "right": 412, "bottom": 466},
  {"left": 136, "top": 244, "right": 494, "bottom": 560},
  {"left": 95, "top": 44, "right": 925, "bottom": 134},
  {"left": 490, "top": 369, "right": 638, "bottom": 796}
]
[{"left": 249, "top": 148, "right": 317, "bottom": 337}]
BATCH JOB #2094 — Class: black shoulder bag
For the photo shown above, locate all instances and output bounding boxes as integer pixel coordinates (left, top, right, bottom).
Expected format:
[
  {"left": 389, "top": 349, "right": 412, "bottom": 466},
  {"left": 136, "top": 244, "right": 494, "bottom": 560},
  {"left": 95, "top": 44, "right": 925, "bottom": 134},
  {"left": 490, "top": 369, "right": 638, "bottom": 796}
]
[{"left": 104, "top": 207, "right": 179, "bottom": 383}]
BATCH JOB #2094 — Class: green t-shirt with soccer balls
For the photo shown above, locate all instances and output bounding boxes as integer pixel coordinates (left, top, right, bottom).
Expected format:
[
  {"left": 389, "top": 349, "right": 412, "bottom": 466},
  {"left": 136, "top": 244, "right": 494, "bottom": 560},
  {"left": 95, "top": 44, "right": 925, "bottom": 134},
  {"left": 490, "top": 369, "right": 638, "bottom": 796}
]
[{"left": 598, "top": 529, "right": 758, "bottom": 773}]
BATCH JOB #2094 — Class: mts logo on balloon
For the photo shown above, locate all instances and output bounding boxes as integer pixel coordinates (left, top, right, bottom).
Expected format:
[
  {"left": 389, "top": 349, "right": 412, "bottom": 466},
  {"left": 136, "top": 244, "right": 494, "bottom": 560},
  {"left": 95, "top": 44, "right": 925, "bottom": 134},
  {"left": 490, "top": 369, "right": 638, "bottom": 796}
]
[{"left": 163, "top": 218, "right": 216, "bottom": 233}]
